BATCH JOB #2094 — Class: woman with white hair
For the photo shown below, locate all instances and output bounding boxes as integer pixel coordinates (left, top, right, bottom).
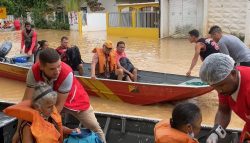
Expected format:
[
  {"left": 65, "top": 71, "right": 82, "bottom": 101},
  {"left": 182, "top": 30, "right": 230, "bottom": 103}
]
[
  {"left": 199, "top": 53, "right": 250, "bottom": 143},
  {"left": 4, "top": 82, "right": 79, "bottom": 143}
]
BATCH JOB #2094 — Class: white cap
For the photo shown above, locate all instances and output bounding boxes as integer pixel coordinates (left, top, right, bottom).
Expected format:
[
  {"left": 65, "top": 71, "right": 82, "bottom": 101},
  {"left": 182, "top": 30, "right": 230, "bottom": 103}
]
[{"left": 199, "top": 53, "right": 235, "bottom": 85}]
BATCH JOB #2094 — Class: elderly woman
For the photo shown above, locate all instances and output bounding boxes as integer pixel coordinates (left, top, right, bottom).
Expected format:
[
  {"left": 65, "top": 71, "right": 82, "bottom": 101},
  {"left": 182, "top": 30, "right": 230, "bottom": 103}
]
[
  {"left": 4, "top": 82, "right": 78, "bottom": 143},
  {"left": 199, "top": 53, "right": 250, "bottom": 143},
  {"left": 154, "top": 103, "right": 202, "bottom": 143}
]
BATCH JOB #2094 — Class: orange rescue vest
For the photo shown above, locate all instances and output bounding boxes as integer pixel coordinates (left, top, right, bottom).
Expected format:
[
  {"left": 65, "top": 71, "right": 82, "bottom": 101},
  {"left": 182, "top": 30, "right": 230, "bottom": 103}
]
[
  {"left": 154, "top": 120, "right": 199, "bottom": 143},
  {"left": 3, "top": 100, "right": 63, "bottom": 143},
  {"left": 92, "top": 48, "right": 116, "bottom": 74}
]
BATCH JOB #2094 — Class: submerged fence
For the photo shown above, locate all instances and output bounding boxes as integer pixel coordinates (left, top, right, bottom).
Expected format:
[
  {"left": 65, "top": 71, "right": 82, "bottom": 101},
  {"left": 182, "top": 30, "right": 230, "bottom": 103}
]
[
  {"left": 136, "top": 11, "right": 159, "bottom": 28},
  {"left": 108, "top": 11, "right": 159, "bottom": 28},
  {"left": 109, "top": 12, "right": 132, "bottom": 27}
]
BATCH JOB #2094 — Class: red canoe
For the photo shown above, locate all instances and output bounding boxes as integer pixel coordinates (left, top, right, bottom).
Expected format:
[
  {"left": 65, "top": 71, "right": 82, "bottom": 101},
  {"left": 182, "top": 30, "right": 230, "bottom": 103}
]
[{"left": 0, "top": 62, "right": 213, "bottom": 105}]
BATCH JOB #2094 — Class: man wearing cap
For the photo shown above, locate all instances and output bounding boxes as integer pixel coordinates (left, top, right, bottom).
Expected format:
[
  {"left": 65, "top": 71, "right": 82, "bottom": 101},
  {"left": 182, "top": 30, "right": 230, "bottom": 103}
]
[
  {"left": 91, "top": 40, "right": 124, "bottom": 80},
  {"left": 199, "top": 53, "right": 250, "bottom": 143},
  {"left": 209, "top": 25, "right": 250, "bottom": 66}
]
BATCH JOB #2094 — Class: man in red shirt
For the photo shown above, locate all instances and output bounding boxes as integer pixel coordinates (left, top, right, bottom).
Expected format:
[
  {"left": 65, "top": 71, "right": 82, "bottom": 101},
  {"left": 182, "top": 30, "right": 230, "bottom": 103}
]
[
  {"left": 20, "top": 22, "right": 37, "bottom": 62},
  {"left": 116, "top": 41, "right": 137, "bottom": 81},
  {"left": 199, "top": 53, "right": 250, "bottom": 143},
  {"left": 56, "top": 36, "right": 84, "bottom": 76},
  {"left": 12, "top": 48, "right": 106, "bottom": 143}
]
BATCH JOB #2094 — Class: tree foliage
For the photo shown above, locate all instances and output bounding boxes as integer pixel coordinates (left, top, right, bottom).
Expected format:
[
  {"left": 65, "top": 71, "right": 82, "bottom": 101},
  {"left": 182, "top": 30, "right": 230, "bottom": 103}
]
[
  {"left": 86, "top": 0, "right": 105, "bottom": 12},
  {"left": 0, "top": 0, "right": 104, "bottom": 29}
]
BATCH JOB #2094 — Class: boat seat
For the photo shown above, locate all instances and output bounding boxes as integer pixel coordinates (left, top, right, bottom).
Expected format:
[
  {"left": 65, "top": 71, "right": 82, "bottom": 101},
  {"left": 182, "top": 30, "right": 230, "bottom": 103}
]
[{"left": 0, "top": 112, "right": 17, "bottom": 142}]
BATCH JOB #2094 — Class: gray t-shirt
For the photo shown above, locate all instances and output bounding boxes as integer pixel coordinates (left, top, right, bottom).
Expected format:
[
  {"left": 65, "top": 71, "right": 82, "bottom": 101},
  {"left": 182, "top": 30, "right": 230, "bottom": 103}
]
[
  {"left": 218, "top": 35, "right": 250, "bottom": 63},
  {"left": 26, "top": 69, "right": 73, "bottom": 93}
]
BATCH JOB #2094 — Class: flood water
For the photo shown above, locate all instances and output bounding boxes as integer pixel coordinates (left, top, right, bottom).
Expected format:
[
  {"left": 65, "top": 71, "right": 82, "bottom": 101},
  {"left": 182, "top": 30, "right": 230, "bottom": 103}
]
[{"left": 0, "top": 29, "right": 244, "bottom": 129}]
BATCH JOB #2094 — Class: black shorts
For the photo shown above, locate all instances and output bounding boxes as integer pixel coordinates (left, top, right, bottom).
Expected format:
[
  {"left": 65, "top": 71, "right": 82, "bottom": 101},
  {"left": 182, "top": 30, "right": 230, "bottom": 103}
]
[
  {"left": 69, "top": 61, "right": 83, "bottom": 71},
  {"left": 97, "top": 72, "right": 117, "bottom": 80},
  {"left": 97, "top": 72, "right": 127, "bottom": 80},
  {"left": 240, "top": 62, "right": 250, "bottom": 67}
]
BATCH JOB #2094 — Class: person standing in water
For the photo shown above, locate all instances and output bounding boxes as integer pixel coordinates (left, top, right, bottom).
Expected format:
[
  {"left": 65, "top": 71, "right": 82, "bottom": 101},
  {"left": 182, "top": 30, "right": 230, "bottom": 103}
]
[
  {"left": 20, "top": 21, "right": 37, "bottom": 62},
  {"left": 209, "top": 25, "right": 250, "bottom": 66},
  {"left": 186, "top": 29, "right": 219, "bottom": 76}
]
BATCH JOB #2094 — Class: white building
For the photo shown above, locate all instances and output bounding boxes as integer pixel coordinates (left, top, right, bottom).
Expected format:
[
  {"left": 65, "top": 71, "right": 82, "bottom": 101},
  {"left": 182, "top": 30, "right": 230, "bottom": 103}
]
[{"left": 160, "top": 0, "right": 250, "bottom": 45}]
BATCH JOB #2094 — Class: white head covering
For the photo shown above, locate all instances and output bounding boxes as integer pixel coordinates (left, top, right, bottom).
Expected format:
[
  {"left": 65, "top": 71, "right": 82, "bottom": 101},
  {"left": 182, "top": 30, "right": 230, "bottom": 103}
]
[{"left": 199, "top": 53, "right": 235, "bottom": 85}]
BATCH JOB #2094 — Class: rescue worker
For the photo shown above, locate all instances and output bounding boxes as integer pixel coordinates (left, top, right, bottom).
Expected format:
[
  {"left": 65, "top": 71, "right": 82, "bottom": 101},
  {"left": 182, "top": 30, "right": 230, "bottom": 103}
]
[
  {"left": 11, "top": 48, "right": 106, "bottom": 143},
  {"left": 20, "top": 21, "right": 37, "bottom": 62},
  {"left": 4, "top": 82, "right": 79, "bottom": 143},
  {"left": 91, "top": 40, "right": 124, "bottom": 80},
  {"left": 199, "top": 53, "right": 250, "bottom": 143},
  {"left": 186, "top": 29, "right": 219, "bottom": 76},
  {"left": 154, "top": 102, "right": 202, "bottom": 143}
]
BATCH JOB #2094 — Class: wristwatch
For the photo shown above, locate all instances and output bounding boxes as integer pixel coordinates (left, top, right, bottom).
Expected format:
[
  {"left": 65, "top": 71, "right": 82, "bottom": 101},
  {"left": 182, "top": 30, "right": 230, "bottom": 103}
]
[{"left": 209, "top": 124, "right": 227, "bottom": 139}]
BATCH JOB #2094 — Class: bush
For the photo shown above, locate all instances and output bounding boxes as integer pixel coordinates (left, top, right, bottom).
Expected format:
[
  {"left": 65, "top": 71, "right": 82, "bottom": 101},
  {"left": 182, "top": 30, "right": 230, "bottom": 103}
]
[
  {"left": 31, "top": 8, "right": 70, "bottom": 30},
  {"left": 47, "top": 20, "right": 70, "bottom": 30},
  {"left": 34, "top": 19, "right": 70, "bottom": 30}
]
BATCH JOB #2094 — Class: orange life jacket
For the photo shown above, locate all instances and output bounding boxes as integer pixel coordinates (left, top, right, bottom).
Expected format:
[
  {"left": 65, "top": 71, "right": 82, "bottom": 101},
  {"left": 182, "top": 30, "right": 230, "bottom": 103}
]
[
  {"left": 3, "top": 100, "right": 63, "bottom": 143},
  {"left": 154, "top": 120, "right": 199, "bottom": 143},
  {"left": 92, "top": 48, "right": 116, "bottom": 74}
]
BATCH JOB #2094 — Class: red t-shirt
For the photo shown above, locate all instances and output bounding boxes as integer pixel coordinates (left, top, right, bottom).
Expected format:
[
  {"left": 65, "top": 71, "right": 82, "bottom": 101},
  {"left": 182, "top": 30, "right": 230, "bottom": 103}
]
[
  {"left": 218, "top": 66, "right": 250, "bottom": 131},
  {"left": 116, "top": 51, "right": 127, "bottom": 63}
]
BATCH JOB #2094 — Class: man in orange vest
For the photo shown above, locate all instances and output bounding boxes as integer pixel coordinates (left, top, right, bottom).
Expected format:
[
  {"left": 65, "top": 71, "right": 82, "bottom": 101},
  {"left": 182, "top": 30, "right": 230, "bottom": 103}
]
[
  {"left": 91, "top": 40, "right": 124, "bottom": 80},
  {"left": 12, "top": 48, "right": 106, "bottom": 143}
]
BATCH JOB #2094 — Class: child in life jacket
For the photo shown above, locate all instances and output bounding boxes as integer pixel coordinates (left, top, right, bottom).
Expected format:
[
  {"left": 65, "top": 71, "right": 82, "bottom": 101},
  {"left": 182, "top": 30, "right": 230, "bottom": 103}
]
[
  {"left": 154, "top": 102, "right": 202, "bottom": 143},
  {"left": 4, "top": 82, "right": 80, "bottom": 143}
]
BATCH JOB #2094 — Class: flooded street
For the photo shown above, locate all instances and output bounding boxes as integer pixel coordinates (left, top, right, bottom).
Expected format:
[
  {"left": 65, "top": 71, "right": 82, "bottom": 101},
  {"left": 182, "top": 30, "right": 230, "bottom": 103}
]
[{"left": 0, "top": 29, "right": 244, "bottom": 129}]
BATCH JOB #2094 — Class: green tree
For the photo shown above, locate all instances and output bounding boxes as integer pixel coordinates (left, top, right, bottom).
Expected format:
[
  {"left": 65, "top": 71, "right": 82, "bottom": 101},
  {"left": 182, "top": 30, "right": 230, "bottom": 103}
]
[
  {"left": 0, "top": 0, "right": 104, "bottom": 30},
  {"left": 64, "top": 0, "right": 105, "bottom": 12},
  {"left": 86, "top": 0, "right": 105, "bottom": 12}
]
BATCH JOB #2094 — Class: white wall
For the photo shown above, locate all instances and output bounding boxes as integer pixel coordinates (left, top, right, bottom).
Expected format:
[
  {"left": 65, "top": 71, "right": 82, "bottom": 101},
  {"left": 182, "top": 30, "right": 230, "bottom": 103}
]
[
  {"left": 207, "top": 0, "right": 247, "bottom": 34},
  {"left": 167, "top": 0, "right": 203, "bottom": 38},
  {"left": 82, "top": 13, "right": 107, "bottom": 31},
  {"left": 244, "top": 0, "right": 250, "bottom": 46},
  {"left": 68, "top": 11, "right": 79, "bottom": 31},
  {"left": 196, "top": 0, "right": 204, "bottom": 35},
  {"left": 202, "top": 0, "right": 208, "bottom": 36},
  {"left": 160, "top": 0, "right": 169, "bottom": 38}
]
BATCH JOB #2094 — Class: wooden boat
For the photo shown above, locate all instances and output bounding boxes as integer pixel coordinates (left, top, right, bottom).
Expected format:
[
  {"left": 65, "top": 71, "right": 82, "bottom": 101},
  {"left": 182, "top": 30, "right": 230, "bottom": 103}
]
[
  {"left": 0, "top": 101, "right": 241, "bottom": 143},
  {"left": 0, "top": 27, "right": 14, "bottom": 32},
  {"left": 0, "top": 61, "right": 213, "bottom": 105}
]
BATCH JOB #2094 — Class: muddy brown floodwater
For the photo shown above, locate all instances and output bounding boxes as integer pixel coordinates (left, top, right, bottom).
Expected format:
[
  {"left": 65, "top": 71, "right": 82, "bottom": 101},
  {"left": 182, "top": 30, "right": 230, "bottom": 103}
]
[{"left": 0, "top": 29, "right": 244, "bottom": 129}]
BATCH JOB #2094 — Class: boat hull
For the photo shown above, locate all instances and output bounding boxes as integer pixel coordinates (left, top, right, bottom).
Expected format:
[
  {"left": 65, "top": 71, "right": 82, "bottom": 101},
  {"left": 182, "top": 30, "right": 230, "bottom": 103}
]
[
  {"left": 0, "top": 101, "right": 241, "bottom": 143},
  {"left": 0, "top": 62, "right": 213, "bottom": 105}
]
